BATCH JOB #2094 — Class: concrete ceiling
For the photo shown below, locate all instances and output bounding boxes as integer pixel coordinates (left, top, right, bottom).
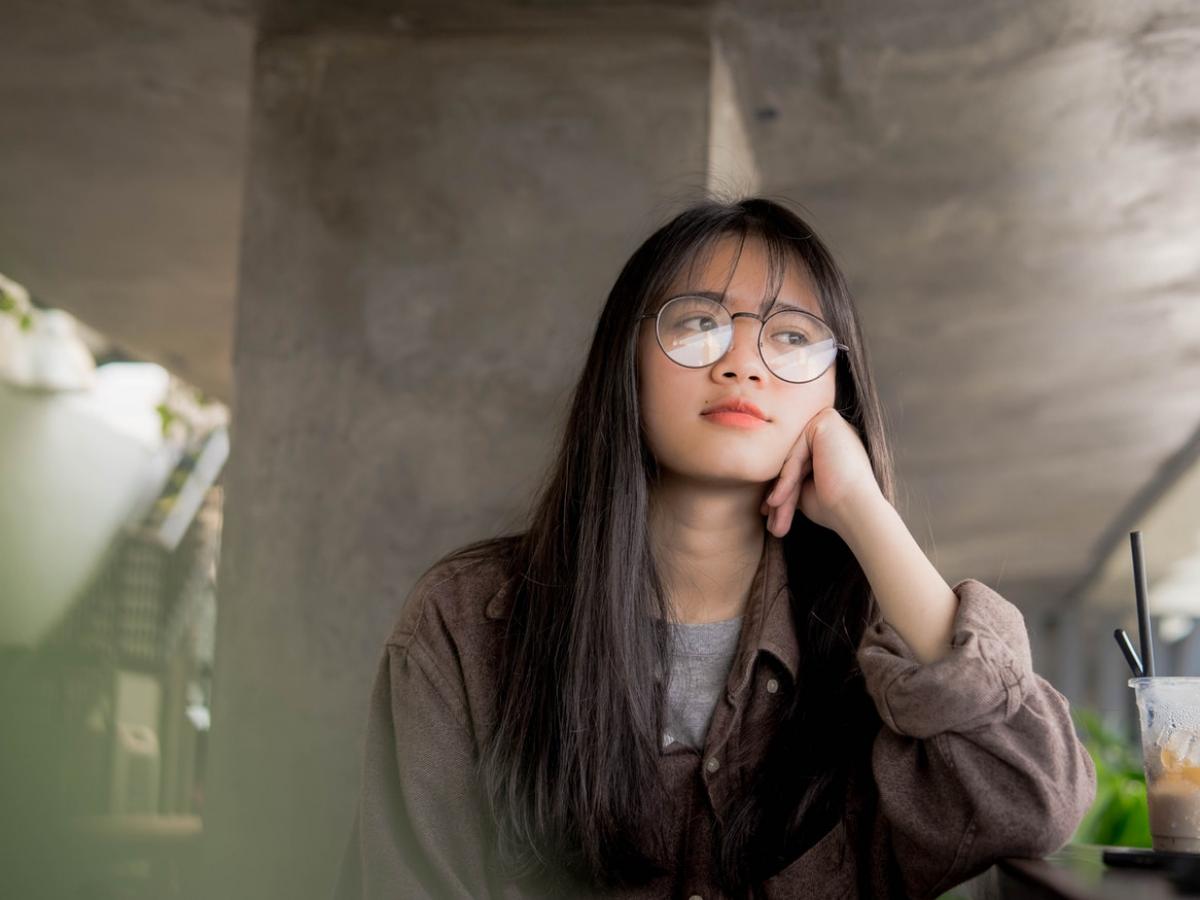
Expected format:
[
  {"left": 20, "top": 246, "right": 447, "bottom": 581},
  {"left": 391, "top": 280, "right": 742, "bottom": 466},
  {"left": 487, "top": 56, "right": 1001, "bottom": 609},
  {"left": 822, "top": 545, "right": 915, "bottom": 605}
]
[
  {"left": 3, "top": 0, "right": 1199, "bottom": 611},
  {"left": 715, "top": 0, "right": 1200, "bottom": 607}
]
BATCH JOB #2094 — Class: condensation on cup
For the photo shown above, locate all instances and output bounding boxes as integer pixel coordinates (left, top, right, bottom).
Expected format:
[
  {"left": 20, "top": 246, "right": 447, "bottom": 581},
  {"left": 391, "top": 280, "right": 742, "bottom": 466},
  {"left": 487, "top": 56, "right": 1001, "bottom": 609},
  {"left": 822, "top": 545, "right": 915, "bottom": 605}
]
[{"left": 1130, "top": 676, "right": 1200, "bottom": 853}]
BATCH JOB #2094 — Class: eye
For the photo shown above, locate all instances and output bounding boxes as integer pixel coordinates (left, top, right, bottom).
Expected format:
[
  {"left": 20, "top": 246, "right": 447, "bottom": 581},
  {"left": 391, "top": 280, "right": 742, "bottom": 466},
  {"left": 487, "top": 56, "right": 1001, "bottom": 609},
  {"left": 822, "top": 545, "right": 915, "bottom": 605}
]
[
  {"left": 678, "top": 315, "right": 721, "bottom": 332},
  {"left": 772, "top": 330, "right": 810, "bottom": 346}
]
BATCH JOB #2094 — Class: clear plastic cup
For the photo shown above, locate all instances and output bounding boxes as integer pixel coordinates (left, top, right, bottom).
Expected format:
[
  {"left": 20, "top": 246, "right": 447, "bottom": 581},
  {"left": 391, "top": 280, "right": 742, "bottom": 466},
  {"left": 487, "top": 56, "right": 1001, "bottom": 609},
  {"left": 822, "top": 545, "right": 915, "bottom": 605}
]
[{"left": 1129, "top": 676, "right": 1200, "bottom": 852}]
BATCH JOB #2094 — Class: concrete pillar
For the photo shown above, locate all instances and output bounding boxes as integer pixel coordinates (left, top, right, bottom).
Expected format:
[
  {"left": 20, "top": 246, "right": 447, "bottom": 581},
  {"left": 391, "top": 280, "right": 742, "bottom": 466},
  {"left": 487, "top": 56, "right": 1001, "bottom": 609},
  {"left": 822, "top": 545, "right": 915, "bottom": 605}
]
[{"left": 201, "top": 15, "right": 713, "bottom": 900}]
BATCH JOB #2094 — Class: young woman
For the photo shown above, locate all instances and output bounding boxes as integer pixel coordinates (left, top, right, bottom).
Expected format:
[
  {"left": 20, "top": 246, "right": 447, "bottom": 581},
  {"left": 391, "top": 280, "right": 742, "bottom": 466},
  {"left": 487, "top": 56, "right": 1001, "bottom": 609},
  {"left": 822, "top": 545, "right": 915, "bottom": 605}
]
[{"left": 334, "top": 197, "right": 1096, "bottom": 899}]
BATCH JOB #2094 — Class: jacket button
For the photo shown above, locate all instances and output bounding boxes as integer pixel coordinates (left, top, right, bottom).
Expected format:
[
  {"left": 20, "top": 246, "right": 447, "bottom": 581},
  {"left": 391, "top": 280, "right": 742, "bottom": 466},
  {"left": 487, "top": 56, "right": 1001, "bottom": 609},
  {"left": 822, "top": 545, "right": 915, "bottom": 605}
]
[
  {"left": 705, "top": 756, "right": 720, "bottom": 773},
  {"left": 766, "top": 678, "right": 779, "bottom": 694}
]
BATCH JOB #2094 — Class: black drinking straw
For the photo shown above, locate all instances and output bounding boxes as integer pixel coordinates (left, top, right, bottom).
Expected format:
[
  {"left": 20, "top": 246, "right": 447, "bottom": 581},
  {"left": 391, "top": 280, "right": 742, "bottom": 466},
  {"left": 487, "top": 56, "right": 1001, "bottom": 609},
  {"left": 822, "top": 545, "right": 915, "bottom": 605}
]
[
  {"left": 1113, "top": 628, "right": 1144, "bottom": 677},
  {"left": 1130, "top": 530, "right": 1156, "bottom": 677}
]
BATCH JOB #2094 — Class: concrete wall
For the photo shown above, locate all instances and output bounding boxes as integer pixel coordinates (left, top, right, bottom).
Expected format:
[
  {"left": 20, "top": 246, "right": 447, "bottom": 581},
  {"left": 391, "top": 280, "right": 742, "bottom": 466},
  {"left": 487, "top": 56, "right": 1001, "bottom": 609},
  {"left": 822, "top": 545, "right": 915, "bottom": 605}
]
[{"left": 202, "top": 20, "right": 712, "bottom": 899}]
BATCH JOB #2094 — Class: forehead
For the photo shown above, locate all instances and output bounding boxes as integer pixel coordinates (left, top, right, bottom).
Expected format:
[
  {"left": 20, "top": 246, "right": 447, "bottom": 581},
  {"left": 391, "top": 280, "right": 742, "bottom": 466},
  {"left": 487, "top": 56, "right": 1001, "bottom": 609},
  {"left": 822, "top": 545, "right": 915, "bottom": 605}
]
[{"left": 667, "top": 234, "right": 823, "bottom": 317}]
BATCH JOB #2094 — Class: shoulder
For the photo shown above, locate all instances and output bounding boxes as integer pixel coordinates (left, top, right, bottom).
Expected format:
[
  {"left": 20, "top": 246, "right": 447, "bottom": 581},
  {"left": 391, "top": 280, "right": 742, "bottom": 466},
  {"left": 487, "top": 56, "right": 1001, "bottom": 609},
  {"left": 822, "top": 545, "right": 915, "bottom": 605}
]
[{"left": 387, "top": 535, "right": 519, "bottom": 652}]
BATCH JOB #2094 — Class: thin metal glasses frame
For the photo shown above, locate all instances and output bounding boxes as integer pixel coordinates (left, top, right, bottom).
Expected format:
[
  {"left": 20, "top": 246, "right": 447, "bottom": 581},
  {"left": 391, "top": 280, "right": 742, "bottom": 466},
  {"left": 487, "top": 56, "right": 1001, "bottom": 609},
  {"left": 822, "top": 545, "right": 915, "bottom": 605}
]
[{"left": 638, "top": 295, "right": 850, "bottom": 384}]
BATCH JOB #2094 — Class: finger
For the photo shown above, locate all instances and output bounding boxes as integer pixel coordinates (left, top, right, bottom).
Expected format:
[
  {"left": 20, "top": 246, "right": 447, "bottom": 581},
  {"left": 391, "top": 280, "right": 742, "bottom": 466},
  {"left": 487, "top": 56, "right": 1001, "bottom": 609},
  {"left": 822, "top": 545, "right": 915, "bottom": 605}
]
[
  {"left": 768, "top": 445, "right": 808, "bottom": 505},
  {"left": 779, "top": 468, "right": 806, "bottom": 532},
  {"left": 772, "top": 469, "right": 810, "bottom": 536},
  {"left": 798, "top": 454, "right": 813, "bottom": 487},
  {"left": 768, "top": 494, "right": 794, "bottom": 536},
  {"left": 775, "top": 503, "right": 796, "bottom": 536},
  {"left": 778, "top": 447, "right": 806, "bottom": 496},
  {"left": 763, "top": 478, "right": 779, "bottom": 511}
]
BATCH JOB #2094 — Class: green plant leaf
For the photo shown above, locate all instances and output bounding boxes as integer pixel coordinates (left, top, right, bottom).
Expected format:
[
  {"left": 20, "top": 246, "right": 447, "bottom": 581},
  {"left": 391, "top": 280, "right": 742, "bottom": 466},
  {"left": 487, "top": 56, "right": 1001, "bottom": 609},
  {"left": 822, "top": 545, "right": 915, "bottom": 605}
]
[{"left": 1071, "top": 706, "right": 1151, "bottom": 846}]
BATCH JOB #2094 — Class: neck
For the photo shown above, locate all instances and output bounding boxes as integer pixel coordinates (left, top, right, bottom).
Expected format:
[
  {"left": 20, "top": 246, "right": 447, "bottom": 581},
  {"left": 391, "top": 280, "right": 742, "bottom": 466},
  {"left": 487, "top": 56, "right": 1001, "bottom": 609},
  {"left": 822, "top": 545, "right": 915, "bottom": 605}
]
[{"left": 649, "top": 473, "right": 768, "bottom": 624}]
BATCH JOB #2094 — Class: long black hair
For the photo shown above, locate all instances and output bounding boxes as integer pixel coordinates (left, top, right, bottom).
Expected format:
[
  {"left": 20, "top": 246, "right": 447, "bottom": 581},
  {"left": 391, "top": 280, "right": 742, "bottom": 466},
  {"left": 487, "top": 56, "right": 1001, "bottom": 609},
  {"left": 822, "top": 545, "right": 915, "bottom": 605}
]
[{"left": 444, "top": 196, "right": 897, "bottom": 896}]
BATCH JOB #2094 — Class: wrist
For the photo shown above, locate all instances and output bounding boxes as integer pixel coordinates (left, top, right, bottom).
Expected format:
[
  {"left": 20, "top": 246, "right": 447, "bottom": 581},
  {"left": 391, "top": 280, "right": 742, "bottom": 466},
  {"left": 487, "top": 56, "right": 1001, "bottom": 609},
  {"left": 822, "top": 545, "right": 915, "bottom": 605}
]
[{"left": 833, "top": 483, "right": 893, "bottom": 546}]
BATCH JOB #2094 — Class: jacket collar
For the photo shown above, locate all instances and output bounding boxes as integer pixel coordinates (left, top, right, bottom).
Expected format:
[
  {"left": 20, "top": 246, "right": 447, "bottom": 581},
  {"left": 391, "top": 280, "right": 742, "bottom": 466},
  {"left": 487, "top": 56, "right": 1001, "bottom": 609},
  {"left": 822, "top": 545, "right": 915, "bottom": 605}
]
[
  {"left": 484, "top": 529, "right": 799, "bottom": 690},
  {"left": 725, "top": 529, "right": 798, "bottom": 697}
]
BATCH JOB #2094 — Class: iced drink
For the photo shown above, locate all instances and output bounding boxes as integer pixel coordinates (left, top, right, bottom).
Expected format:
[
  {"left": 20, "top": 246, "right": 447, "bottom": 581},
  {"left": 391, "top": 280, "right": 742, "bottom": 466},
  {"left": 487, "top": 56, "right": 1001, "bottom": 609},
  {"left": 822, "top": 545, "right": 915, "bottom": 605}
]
[{"left": 1130, "top": 676, "right": 1200, "bottom": 853}]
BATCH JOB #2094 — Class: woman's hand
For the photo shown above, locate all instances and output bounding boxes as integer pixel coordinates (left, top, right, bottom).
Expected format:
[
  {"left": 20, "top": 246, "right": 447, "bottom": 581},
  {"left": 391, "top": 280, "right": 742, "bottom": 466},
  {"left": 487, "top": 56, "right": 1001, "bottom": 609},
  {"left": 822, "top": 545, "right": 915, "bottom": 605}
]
[{"left": 760, "top": 406, "right": 884, "bottom": 538}]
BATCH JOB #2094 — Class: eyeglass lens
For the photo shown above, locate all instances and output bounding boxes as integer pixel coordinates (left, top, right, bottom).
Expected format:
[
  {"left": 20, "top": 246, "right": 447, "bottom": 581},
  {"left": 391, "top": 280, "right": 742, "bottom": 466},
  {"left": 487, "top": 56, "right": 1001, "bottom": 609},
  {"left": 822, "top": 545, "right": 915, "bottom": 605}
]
[{"left": 655, "top": 295, "right": 838, "bottom": 383}]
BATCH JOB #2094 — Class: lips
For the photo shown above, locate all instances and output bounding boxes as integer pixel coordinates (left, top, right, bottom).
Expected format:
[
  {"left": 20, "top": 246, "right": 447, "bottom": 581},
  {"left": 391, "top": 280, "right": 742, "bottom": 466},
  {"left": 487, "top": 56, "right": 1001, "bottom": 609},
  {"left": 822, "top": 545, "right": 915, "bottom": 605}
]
[{"left": 701, "top": 397, "right": 769, "bottom": 421}]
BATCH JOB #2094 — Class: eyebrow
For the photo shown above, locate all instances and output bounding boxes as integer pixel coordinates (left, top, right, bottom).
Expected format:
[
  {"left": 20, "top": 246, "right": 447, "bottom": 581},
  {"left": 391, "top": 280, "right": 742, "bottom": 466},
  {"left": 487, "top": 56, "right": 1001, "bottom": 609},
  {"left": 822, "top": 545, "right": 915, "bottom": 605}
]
[{"left": 683, "top": 290, "right": 807, "bottom": 316}]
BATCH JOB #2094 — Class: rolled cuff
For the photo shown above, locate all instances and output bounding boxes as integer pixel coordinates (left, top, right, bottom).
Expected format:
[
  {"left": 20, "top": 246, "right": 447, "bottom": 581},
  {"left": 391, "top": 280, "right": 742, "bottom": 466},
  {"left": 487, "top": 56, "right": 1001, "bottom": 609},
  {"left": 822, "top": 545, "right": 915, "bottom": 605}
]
[{"left": 856, "top": 578, "right": 1035, "bottom": 738}]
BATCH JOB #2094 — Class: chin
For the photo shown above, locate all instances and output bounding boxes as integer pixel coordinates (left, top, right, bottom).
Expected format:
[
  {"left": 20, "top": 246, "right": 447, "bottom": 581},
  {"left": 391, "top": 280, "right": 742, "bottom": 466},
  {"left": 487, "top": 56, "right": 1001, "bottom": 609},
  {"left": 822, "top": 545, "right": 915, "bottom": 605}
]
[
  {"left": 647, "top": 429, "right": 785, "bottom": 483},
  {"left": 667, "top": 453, "right": 780, "bottom": 486}
]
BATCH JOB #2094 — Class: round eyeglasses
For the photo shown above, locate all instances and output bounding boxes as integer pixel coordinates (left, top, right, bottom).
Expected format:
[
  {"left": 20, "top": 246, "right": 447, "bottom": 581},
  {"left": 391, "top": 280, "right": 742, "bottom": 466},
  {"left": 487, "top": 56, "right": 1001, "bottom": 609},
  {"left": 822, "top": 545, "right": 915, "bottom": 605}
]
[{"left": 639, "top": 295, "right": 849, "bottom": 384}]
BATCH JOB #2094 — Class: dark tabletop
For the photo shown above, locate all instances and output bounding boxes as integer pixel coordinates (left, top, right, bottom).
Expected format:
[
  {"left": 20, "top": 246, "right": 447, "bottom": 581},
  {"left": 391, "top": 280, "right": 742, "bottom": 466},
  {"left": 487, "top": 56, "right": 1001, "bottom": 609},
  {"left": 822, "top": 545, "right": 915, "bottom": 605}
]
[{"left": 963, "top": 845, "right": 1200, "bottom": 900}]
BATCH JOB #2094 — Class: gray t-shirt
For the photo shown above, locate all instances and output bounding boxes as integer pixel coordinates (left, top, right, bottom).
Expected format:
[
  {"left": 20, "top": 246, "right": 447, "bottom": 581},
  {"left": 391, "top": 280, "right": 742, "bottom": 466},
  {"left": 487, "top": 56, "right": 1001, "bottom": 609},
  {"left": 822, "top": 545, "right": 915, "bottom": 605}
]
[{"left": 661, "top": 615, "right": 744, "bottom": 750}]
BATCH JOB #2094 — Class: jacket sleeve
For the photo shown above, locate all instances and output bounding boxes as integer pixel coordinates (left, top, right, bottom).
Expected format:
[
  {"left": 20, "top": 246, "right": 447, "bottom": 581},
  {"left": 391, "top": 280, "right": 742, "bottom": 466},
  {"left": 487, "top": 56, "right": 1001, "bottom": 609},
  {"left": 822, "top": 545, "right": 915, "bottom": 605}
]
[
  {"left": 332, "top": 641, "right": 496, "bottom": 900},
  {"left": 856, "top": 578, "right": 1097, "bottom": 899}
]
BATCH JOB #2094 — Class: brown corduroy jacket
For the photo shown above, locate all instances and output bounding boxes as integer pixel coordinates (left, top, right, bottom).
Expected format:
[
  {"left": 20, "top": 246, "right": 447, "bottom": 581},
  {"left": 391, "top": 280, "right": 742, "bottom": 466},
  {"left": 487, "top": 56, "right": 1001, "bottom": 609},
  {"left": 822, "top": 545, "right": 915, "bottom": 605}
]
[{"left": 332, "top": 532, "right": 1096, "bottom": 899}]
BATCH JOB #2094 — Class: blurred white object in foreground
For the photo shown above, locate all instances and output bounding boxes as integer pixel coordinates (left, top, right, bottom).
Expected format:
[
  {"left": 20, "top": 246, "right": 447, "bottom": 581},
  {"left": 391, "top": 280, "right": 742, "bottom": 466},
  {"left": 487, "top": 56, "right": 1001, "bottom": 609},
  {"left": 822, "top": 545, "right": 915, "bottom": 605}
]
[
  {"left": 0, "top": 272, "right": 96, "bottom": 392},
  {"left": 0, "top": 361, "right": 179, "bottom": 646}
]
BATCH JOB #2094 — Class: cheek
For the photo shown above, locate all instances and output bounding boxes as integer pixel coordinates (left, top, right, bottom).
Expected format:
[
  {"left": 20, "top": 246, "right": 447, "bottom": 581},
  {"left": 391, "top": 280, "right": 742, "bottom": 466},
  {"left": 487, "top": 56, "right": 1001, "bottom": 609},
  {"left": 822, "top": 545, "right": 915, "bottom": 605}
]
[
  {"left": 638, "top": 354, "right": 685, "bottom": 442},
  {"left": 774, "top": 374, "right": 838, "bottom": 442},
  {"left": 637, "top": 344, "right": 711, "bottom": 467}
]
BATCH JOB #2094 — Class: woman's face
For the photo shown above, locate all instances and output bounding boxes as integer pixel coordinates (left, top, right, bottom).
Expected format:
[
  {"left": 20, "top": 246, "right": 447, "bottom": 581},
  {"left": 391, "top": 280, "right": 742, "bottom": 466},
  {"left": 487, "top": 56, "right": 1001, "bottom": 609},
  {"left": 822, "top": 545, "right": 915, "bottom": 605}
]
[{"left": 636, "top": 236, "right": 837, "bottom": 487}]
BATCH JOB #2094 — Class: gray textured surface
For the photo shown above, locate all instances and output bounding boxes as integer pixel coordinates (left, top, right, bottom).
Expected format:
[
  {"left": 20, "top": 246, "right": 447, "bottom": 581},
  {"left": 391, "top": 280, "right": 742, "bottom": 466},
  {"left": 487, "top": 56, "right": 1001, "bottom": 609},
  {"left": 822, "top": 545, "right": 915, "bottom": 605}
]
[
  {"left": 714, "top": 0, "right": 1200, "bottom": 596},
  {"left": 202, "top": 23, "right": 711, "bottom": 900}
]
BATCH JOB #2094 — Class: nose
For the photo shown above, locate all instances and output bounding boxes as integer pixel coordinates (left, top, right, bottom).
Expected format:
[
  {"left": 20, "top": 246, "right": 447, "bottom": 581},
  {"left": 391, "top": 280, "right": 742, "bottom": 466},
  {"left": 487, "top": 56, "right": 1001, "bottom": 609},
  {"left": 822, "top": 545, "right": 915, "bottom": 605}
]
[{"left": 711, "top": 315, "right": 767, "bottom": 383}]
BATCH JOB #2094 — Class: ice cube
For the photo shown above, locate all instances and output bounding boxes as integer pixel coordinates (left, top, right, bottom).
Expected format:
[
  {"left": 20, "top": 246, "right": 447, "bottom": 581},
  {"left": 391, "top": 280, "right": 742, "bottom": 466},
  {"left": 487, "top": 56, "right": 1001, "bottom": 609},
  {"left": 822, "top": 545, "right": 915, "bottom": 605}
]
[
  {"left": 1184, "top": 736, "right": 1200, "bottom": 768},
  {"left": 1160, "top": 729, "right": 1200, "bottom": 769}
]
